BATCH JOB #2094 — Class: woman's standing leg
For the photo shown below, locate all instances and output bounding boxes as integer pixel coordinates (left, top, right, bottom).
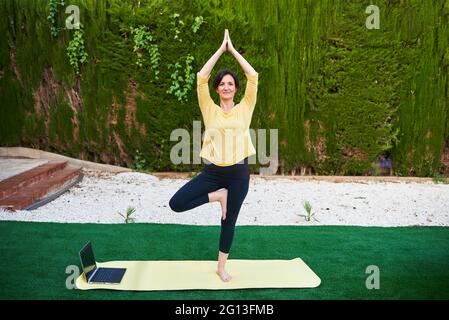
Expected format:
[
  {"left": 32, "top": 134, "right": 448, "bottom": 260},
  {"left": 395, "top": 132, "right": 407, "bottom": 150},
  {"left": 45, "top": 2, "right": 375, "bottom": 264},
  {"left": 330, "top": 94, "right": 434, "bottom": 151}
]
[{"left": 216, "top": 177, "right": 250, "bottom": 281}]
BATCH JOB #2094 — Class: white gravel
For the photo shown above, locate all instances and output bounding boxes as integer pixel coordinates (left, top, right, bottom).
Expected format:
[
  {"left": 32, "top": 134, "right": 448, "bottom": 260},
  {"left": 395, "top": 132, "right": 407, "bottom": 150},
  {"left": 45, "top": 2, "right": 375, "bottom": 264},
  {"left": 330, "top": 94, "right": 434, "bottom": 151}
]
[{"left": 1, "top": 170, "right": 448, "bottom": 226}]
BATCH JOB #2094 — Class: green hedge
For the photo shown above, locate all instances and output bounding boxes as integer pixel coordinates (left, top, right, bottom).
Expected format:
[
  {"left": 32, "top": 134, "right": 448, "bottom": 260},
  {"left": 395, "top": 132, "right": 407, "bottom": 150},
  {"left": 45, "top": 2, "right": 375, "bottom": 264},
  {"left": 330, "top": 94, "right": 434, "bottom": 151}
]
[{"left": 0, "top": 0, "right": 447, "bottom": 176}]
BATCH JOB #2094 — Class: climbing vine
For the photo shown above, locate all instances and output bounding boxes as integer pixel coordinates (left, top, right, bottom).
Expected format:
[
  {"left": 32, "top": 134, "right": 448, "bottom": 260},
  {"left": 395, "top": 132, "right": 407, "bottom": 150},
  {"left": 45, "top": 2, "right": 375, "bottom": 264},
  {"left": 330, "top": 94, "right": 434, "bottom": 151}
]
[
  {"left": 47, "top": 0, "right": 65, "bottom": 37},
  {"left": 130, "top": 26, "right": 161, "bottom": 80},
  {"left": 164, "top": 15, "right": 202, "bottom": 101},
  {"left": 182, "top": 54, "right": 195, "bottom": 98},
  {"left": 170, "top": 13, "right": 184, "bottom": 42},
  {"left": 66, "top": 24, "right": 88, "bottom": 75},
  {"left": 166, "top": 62, "right": 182, "bottom": 99},
  {"left": 166, "top": 54, "right": 195, "bottom": 102}
]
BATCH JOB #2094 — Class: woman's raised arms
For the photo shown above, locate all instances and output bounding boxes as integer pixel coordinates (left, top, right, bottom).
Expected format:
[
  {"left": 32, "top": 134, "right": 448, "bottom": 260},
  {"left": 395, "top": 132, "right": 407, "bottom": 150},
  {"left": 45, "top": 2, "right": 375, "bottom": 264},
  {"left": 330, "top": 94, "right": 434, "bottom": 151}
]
[
  {"left": 226, "top": 30, "right": 257, "bottom": 76},
  {"left": 197, "top": 30, "right": 228, "bottom": 78},
  {"left": 198, "top": 29, "right": 257, "bottom": 77}
]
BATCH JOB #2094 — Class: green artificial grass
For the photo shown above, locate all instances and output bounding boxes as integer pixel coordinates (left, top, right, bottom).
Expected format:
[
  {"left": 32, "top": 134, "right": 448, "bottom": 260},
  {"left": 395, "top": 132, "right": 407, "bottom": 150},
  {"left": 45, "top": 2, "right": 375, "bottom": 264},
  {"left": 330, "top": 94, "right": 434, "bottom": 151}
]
[{"left": 0, "top": 221, "right": 448, "bottom": 300}]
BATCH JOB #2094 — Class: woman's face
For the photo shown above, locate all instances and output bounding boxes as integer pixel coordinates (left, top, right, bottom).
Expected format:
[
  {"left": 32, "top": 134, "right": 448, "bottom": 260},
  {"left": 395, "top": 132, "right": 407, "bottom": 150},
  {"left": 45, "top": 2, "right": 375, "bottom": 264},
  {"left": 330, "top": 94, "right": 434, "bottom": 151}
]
[{"left": 216, "top": 74, "right": 237, "bottom": 101}]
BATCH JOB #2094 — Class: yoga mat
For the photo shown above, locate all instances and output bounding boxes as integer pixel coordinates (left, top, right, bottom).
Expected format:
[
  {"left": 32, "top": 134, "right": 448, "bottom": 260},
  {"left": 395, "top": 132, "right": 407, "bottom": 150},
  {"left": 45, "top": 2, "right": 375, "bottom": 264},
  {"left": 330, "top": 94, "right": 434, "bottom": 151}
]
[{"left": 75, "top": 257, "right": 321, "bottom": 291}]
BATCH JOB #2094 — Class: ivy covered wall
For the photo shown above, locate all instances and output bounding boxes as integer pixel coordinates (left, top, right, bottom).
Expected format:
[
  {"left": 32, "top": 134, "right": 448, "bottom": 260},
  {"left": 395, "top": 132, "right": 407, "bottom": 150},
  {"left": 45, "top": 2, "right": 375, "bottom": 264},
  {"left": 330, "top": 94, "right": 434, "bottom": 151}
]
[{"left": 0, "top": 0, "right": 448, "bottom": 176}]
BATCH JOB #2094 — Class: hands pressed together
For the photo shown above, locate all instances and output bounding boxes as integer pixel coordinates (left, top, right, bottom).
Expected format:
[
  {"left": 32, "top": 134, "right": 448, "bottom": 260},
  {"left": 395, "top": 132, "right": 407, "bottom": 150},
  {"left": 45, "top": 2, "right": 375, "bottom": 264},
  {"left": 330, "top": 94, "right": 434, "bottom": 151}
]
[{"left": 220, "top": 29, "right": 236, "bottom": 54}]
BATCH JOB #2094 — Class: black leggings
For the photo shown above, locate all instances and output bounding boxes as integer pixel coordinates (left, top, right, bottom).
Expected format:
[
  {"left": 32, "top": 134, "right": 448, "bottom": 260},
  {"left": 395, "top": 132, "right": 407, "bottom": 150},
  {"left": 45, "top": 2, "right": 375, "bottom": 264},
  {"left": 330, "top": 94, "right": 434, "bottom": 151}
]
[{"left": 169, "top": 158, "right": 250, "bottom": 254}]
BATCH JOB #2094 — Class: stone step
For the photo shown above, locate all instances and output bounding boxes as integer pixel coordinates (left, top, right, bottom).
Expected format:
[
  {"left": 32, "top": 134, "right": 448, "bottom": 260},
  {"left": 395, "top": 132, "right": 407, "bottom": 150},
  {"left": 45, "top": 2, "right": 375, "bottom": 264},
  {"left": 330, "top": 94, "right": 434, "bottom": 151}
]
[
  {"left": 0, "top": 164, "right": 83, "bottom": 211},
  {"left": 0, "top": 161, "right": 68, "bottom": 201}
]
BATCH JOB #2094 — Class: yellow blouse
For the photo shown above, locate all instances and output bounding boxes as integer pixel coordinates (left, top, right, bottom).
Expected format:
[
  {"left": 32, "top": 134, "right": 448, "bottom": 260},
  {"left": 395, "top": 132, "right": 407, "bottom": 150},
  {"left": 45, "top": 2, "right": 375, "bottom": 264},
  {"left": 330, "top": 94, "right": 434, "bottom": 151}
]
[{"left": 197, "top": 72, "right": 258, "bottom": 166}]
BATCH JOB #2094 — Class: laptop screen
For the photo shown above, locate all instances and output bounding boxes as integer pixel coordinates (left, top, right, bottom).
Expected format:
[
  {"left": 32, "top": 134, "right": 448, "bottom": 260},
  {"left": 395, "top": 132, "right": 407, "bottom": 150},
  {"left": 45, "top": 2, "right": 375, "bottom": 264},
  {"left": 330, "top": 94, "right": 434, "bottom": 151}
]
[{"left": 79, "top": 242, "right": 97, "bottom": 280}]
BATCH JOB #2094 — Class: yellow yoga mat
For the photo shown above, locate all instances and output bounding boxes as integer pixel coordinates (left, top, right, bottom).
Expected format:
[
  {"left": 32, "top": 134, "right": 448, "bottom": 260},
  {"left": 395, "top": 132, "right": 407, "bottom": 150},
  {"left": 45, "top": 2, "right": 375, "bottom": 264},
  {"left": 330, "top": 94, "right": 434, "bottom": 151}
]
[{"left": 75, "top": 258, "right": 321, "bottom": 291}]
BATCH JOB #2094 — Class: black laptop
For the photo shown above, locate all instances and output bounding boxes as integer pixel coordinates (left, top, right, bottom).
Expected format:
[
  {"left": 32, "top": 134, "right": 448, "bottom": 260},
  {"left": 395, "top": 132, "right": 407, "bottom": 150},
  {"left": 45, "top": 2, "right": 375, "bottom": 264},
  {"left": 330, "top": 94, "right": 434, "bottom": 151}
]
[{"left": 79, "top": 241, "right": 127, "bottom": 284}]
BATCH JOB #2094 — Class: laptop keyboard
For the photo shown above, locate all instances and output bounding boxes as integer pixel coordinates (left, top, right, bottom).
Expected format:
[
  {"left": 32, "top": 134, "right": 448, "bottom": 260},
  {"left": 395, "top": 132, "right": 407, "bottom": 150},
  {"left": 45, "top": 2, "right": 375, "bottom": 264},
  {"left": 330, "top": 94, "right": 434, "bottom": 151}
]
[{"left": 92, "top": 268, "right": 122, "bottom": 282}]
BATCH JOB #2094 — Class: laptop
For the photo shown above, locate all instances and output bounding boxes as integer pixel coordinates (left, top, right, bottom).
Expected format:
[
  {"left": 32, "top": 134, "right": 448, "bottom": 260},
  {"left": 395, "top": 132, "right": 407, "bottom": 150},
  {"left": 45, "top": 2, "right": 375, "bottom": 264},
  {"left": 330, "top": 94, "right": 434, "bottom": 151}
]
[{"left": 79, "top": 241, "right": 127, "bottom": 284}]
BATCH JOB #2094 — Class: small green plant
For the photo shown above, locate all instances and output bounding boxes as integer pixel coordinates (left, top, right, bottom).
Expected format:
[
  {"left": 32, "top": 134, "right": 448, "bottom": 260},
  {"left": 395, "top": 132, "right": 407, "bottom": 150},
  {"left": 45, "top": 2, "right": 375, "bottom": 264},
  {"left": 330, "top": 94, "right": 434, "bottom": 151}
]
[
  {"left": 133, "top": 149, "right": 146, "bottom": 171},
  {"left": 130, "top": 26, "right": 160, "bottom": 80},
  {"left": 298, "top": 200, "right": 318, "bottom": 222},
  {"left": 66, "top": 24, "right": 88, "bottom": 75},
  {"left": 191, "top": 16, "right": 204, "bottom": 33},
  {"left": 431, "top": 172, "right": 449, "bottom": 184},
  {"left": 118, "top": 207, "right": 136, "bottom": 224},
  {"left": 394, "top": 170, "right": 404, "bottom": 177},
  {"left": 370, "top": 162, "right": 380, "bottom": 176}
]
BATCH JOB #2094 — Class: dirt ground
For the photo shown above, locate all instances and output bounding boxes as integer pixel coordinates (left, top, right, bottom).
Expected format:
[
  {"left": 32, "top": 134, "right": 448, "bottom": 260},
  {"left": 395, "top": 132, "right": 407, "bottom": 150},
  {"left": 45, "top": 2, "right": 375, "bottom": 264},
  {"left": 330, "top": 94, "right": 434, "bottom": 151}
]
[{"left": 149, "top": 172, "right": 437, "bottom": 184}]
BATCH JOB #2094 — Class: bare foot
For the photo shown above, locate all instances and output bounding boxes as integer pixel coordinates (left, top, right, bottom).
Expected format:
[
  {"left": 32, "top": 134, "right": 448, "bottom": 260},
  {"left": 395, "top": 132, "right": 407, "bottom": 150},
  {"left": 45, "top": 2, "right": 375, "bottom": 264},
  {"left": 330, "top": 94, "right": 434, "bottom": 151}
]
[{"left": 216, "top": 269, "right": 232, "bottom": 282}]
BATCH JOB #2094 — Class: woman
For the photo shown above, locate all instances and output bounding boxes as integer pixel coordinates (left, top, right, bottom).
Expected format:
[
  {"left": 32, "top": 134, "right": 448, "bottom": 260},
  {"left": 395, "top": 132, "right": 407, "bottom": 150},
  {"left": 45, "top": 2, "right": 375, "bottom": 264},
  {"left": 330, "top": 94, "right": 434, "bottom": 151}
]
[{"left": 169, "top": 29, "right": 258, "bottom": 282}]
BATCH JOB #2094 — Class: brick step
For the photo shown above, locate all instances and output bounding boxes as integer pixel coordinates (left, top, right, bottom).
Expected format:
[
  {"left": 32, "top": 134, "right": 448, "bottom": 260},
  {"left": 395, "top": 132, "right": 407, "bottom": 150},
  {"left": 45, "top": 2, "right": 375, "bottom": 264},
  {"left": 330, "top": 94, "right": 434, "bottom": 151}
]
[
  {"left": 0, "top": 164, "right": 83, "bottom": 211},
  {"left": 0, "top": 161, "right": 68, "bottom": 201}
]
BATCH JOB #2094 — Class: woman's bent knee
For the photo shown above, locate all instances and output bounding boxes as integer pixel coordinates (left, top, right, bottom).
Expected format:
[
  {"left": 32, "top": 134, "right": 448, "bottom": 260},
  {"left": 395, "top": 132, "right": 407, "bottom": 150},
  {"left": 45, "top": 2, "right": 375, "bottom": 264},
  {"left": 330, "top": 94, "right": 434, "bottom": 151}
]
[{"left": 169, "top": 196, "right": 184, "bottom": 212}]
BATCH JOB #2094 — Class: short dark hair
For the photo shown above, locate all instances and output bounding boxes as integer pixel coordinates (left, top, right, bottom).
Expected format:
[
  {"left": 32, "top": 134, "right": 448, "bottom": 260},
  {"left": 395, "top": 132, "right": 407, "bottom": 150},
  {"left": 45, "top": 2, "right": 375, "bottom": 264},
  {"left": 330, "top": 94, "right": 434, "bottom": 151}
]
[{"left": 213, "top": 69, "right": 240, "bottom": 91}]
